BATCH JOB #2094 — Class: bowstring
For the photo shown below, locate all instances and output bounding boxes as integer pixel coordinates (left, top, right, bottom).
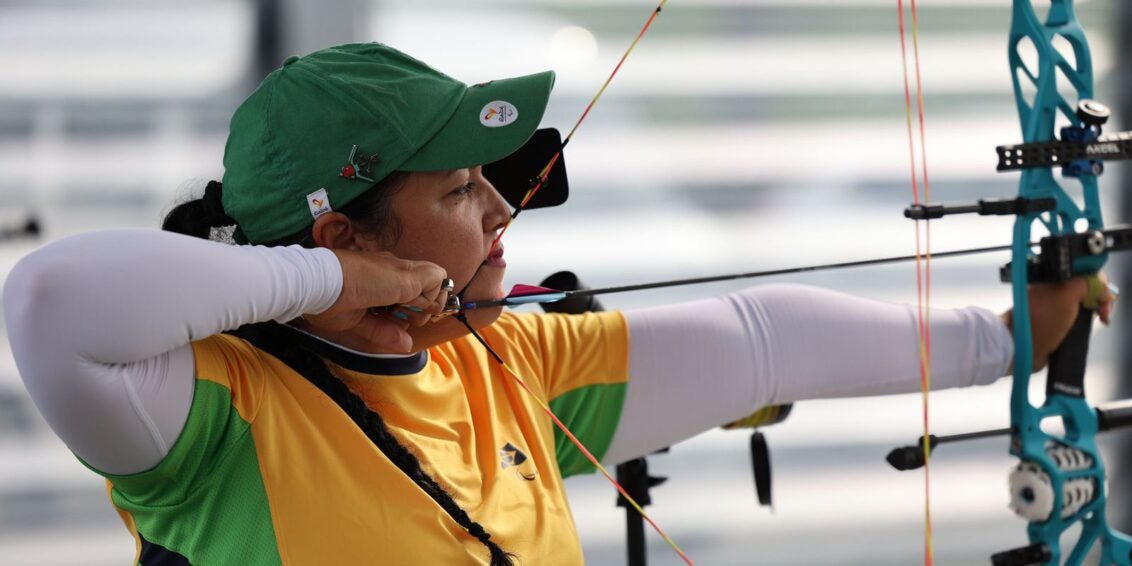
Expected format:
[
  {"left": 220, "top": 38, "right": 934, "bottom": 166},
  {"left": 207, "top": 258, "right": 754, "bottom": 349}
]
[
  {"left": 898, "top": 0, "right": 934, "bottom": 564},
  {"left": 460, "top": 1, "right": 667, "bottom": 300},
  {"left": 457, "top": 316, "right": 693, "bottom": 565},
  {"left": 456, "top": 1, "right": 692, "bottom": 563},
  {"left": 488, "top": 1, "right": 669, "bottom": 255}
]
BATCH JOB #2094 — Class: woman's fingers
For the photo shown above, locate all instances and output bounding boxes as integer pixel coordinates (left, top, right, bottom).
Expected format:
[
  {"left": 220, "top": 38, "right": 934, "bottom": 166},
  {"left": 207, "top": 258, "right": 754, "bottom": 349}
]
[
  {"left": 1024, "top": 272, "right": 1119, "bottom": 371},
  {"left": 354, "top": 312, "right": 414, "bottom": 353},
  {"left": 385, "top": 306, "right": 433, "bottom": 327},
  {"left": 325, "top": 249, "right": 449, "bottom": 314},
  {"left": 402, "top": 280, "right": 450, "bottom": 314},
  {"left": 303, "top": 249, "right": 451, "bottom": 339},
  {"left": 1092, "top": 273, "right": 1119, "bottom": 326},
  {"left": 400, "top": 262, "right": 449, "bottom": 305}
]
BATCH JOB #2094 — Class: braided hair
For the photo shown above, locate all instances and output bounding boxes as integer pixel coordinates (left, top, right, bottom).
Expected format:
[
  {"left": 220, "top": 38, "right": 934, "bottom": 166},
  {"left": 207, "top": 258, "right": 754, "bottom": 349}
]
[{"left": 162, "top": 178, "right": 516, "bottom": 566}]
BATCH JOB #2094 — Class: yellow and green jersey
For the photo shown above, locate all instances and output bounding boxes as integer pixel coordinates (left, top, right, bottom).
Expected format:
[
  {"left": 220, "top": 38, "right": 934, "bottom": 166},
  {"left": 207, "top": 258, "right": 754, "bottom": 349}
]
[{"left": 95, "top": 311, "right": 630, "bottom": 565}]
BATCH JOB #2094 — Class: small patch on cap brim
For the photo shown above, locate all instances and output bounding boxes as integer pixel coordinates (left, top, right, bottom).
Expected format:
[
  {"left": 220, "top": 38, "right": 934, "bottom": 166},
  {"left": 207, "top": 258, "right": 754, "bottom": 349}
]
[{"left": 480, "top": 101, "right": 518, "bottom": 128}]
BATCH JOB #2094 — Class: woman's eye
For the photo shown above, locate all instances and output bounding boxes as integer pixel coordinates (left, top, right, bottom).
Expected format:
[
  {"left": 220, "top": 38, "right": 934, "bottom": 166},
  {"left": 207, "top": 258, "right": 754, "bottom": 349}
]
[{"left": 454, "top": 181, "right": 476, "bottom": 196}]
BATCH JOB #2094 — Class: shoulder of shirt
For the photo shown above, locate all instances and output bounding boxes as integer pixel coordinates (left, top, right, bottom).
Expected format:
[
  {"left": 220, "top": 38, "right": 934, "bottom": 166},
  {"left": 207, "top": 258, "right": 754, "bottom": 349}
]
[
  {"left": 192, "top": 333, "right": 266, "bottom": 363},
  {"left": 451, "top": 310, "right": 627, "bottom": 356}
]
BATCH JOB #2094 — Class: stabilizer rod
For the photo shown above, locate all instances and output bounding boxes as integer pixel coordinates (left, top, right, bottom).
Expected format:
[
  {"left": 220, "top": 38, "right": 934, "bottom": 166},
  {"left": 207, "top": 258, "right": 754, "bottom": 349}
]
[{"left": 887, "top": 400, "right": 1132, "bottom": 471}]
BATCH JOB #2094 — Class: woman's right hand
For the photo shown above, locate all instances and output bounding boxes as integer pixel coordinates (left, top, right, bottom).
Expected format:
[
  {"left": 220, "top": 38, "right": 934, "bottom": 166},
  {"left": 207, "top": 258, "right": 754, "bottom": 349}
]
[{"left": 303, "top": 249, "right": 449, "bottom": 351}]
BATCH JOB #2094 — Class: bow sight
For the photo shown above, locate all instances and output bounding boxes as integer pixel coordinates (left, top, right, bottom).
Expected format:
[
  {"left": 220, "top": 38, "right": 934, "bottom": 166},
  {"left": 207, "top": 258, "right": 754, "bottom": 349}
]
[{"left": 997, "top": 102, "right": 1132, "bottom": 176}]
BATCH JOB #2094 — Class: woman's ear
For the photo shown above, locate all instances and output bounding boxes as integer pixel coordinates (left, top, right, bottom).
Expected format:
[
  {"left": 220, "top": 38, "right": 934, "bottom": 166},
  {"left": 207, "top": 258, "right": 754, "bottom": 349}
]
[{"left": 310, "top": 212, "right": 360, "bottom": 250}]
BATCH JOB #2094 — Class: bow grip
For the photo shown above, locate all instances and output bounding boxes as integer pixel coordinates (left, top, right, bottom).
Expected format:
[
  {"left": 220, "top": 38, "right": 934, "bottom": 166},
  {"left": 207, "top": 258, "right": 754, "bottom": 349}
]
[{"left": 1045, "top": 307, "right": 1094, "bottom": 398}]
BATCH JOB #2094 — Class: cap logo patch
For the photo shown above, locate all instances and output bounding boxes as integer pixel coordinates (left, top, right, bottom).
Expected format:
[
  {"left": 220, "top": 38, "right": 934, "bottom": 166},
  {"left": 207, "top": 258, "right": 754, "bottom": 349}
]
[
  {"left": 480, "top": 101, "right": 518, "bottom": 128},
  {"left": 307, "top": 188, "right": 331, "bottom": 219},
  {"left": 339, "top": 145, "right": 379, "bottom": 182}
]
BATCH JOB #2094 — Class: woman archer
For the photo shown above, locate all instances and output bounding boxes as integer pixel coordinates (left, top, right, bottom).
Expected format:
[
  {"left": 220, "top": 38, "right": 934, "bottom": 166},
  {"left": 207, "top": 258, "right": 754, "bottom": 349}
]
[{"left": 3, "top": 43, "right": 1114, "bottom": 565}]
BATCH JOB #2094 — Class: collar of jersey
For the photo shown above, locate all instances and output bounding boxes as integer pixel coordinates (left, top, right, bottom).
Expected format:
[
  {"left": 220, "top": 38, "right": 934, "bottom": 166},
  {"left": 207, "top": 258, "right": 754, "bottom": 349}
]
[{"left": 281, "top": 324, "right": 428, "bottom": 376}]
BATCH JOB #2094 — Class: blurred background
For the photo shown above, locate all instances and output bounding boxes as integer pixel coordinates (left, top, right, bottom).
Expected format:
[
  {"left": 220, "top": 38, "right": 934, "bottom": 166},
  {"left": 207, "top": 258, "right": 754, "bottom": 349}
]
[{"left": 2, "top": 0, "right": 1131, "bottom": 564}]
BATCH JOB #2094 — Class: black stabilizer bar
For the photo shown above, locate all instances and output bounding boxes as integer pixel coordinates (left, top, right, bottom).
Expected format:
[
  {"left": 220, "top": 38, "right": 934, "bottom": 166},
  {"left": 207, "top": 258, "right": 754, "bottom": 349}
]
[
  {"left": 904, "top": 197, "right": 1056, "bottom": 220},
  {"left": 1098, "top": 400, "right": 1132, "bottom": 431},
  {"left": 991, "top": 543, "right": 1052, "bottom": 566},
  {"left": 886, "top": 428, "right": 1010, "bottom": 471},
  {"left": 885, "top": 401, "right": 1132, "bottom": 472}
]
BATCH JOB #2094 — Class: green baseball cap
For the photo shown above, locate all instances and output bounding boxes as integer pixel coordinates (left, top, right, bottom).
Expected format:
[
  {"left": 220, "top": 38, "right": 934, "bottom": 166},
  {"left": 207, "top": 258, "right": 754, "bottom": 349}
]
[{"left": 221, "top": 42, "right": 555, "bottom": 244}]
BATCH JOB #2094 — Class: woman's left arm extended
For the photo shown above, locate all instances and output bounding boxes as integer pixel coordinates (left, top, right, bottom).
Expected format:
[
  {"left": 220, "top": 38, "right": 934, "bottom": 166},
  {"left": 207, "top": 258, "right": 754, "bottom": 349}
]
[{"left": 603, "top": 284, "right": 1012, "bottom": 464}]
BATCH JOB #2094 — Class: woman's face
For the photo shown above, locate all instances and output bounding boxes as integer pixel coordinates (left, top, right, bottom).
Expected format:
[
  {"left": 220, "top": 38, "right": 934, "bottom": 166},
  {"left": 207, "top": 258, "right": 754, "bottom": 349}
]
[
  {"left": 366, "top": 166, "right": 512, "bottom": 349},
  {"left": 383, "top": 166, "right": 510, "bottom": 299}
]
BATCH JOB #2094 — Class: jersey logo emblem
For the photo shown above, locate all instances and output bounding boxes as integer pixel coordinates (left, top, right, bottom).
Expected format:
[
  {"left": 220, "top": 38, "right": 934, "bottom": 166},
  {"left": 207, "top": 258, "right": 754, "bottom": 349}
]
[{"left": 500, "top": 442, "right": 537, "bottom": 481}]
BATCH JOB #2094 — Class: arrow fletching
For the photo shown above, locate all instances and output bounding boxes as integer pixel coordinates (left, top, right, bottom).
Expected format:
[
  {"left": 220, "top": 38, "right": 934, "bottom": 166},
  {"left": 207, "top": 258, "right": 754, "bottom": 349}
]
[{"left": 462, "top": 284, "right": 570, "bottom": 310}]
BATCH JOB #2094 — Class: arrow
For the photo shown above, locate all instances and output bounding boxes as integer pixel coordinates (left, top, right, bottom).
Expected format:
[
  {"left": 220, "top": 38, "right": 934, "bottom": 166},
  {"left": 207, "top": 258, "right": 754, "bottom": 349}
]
[{"left": 462, "top": 243, "right": 1014, "bottom": 310}]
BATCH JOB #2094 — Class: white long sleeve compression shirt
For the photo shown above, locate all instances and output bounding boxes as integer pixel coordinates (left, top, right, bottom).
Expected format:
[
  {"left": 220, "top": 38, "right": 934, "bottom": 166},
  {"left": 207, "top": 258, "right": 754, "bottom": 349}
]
[
  {"left": 604, "top": 285, "right": 1011, "bottom": 464},
  {"left": 4, "top": 229, "right": 1012, "bottom": 474}
]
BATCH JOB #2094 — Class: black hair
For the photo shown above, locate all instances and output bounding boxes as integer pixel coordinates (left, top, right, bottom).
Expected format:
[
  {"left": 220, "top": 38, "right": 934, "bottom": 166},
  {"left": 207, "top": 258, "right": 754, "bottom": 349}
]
[{"left": 162, "top": 178, "right": 516, "bottom": 566}]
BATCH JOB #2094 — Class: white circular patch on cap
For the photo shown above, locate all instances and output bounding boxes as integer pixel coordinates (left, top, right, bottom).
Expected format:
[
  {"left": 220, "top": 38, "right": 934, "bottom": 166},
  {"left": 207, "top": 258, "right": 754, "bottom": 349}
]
[{"left": 480, "top": 101, "right": 518, "bottom": 128}]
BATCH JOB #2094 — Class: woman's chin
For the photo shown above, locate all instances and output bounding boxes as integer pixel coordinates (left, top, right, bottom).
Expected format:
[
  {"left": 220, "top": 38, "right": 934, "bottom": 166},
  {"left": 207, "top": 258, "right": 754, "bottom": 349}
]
[
  {"left": 462, "top": 273, "right": 507, "bottom": 302},
  {"left": 407, "top": 305, "right": 503, "bottom": 350}
]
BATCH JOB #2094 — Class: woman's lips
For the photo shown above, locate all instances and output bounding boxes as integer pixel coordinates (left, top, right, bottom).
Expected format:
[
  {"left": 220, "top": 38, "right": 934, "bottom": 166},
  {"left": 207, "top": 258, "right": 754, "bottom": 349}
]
[{"left": 484, "top": 244, "right": 506, "bottom": 268}]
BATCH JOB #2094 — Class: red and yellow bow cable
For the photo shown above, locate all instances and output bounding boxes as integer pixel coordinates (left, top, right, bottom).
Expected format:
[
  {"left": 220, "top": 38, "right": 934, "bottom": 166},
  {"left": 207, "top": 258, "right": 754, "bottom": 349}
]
[
  {"left": 897, "top": 0, "right": 935, "bottom": 564},
  {"left": 463, "top": 1, "right": 694, "bottom": 564},
  {"left": 471, "top": 1, "right": 938, "bottom": 564}
]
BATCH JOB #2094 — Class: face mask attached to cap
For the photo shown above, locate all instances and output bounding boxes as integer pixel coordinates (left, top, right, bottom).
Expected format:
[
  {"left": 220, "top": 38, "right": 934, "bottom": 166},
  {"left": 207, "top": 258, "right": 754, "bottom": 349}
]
[{"left": 483, "top": 128, "right": 569, "bottom": 210}]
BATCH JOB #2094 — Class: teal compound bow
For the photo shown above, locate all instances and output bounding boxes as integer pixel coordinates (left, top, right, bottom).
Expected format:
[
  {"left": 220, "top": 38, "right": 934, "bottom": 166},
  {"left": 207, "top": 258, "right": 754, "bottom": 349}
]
[{"left": 891, "top": 1, "right": 1132, "bottom": 564}]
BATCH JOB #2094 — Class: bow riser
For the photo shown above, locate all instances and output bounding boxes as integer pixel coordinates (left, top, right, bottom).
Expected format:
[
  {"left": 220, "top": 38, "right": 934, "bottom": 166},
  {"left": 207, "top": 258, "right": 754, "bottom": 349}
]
[
  {"left": 1004, "top": 1, "right": 1132, "bottom": 564},
  {"left": 1010, "top": 1, "right": 1095, "bottom": 144}
]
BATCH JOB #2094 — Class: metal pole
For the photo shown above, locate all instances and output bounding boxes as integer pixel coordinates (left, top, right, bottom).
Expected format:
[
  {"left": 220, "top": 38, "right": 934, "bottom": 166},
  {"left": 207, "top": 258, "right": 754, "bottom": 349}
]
[{"left": 617, "top": 459, "right": 650, "bottom": 566}]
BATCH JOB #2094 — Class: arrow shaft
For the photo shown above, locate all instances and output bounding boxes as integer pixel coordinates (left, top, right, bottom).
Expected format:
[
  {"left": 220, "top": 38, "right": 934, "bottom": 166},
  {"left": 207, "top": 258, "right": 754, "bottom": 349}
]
[{"left": 464, "top": 243, "right": 1013, "bottom": 310}]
